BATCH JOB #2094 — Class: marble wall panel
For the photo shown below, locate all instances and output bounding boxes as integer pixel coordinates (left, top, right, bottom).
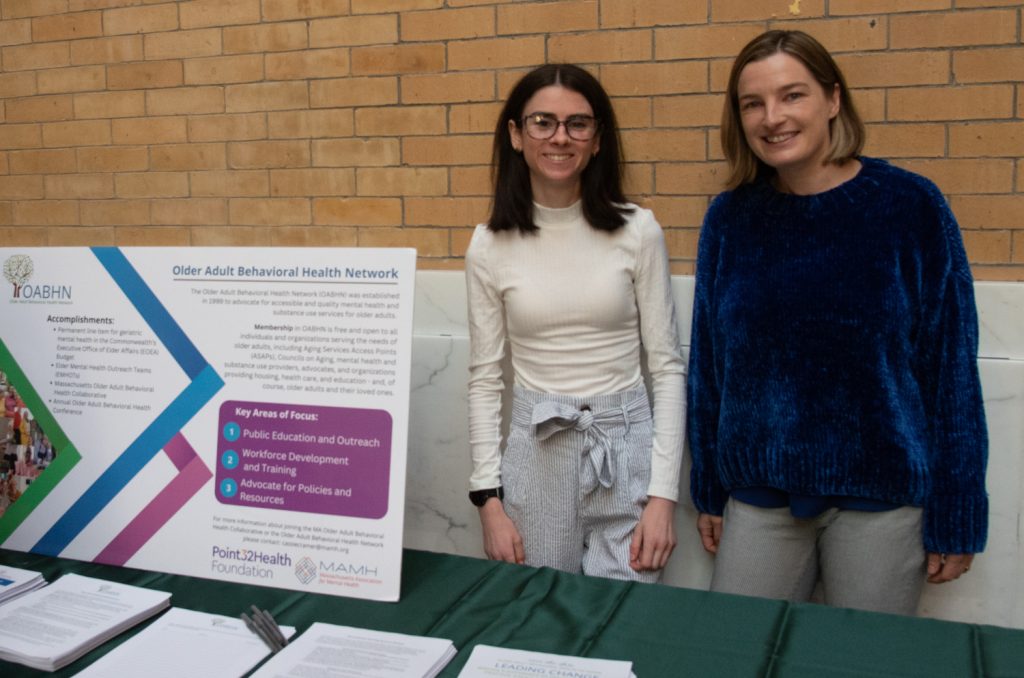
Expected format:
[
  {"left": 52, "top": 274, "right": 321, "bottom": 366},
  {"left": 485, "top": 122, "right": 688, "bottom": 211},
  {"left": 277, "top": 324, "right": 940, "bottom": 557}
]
[{"left": 404, "top": 271, "right": 1024, "bottom": 629}]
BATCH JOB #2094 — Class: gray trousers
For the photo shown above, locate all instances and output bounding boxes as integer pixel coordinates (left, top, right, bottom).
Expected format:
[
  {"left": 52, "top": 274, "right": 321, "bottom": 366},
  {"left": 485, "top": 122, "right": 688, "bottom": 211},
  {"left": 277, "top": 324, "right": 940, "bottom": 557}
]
[
  {"left": 502, "top": 385, "right": 658, "bottom": 582},
  {"left": 711, "top": 498, "right": 927, "bottom": 615}
]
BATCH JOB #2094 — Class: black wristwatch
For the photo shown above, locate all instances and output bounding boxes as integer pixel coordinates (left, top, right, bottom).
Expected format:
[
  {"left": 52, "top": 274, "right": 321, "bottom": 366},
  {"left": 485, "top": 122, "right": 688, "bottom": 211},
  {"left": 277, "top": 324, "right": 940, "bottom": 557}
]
[{"left": 469, "top": 487, "right": 504, "bottom": 507}]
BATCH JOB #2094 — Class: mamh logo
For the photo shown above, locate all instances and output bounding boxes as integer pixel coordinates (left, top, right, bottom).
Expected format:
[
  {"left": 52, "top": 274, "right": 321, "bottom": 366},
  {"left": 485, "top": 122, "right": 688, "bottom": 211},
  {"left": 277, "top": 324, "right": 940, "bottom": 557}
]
[
  {"left": 295, "top": 556, "right": 317, "bottom": 584},
  {"left": 318, "top": 560, "right": 379, "bottom": 577},
  {"left": 3, "top": 254, "right": 72, "bottom": 301},
  {"left": 294, "top": 557, "right": 380, "bottom": 586}
]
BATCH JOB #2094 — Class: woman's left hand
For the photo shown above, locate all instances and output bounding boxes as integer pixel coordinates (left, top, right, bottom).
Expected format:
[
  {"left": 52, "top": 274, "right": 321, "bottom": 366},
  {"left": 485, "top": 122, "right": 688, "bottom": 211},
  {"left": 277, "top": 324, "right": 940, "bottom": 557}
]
[
  {"left": 926, "top": 552, "right": 974, "bottom": 583},
  {"left": 629, "top": 497, "right": 677, "bottom": 572}
]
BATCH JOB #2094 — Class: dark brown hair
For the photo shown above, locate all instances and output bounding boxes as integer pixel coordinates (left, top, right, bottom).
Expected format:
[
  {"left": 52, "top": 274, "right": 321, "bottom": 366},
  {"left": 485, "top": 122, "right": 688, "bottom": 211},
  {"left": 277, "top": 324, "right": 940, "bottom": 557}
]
[{"left": 488, "top": 64, "right": 631, "bottom": 233}]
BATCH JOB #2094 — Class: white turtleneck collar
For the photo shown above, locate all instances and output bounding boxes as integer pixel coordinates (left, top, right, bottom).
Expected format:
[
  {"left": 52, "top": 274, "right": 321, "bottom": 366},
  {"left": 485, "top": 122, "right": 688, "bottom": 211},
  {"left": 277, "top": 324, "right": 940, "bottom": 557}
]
[{"left": 533, "top": 200, "right": 583, "bottom": 227}]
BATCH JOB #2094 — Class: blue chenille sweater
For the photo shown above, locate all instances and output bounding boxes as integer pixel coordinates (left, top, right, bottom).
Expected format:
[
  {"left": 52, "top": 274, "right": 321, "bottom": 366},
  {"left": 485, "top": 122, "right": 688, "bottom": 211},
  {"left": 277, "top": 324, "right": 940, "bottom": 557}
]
[{"left": 687, "top": 157, "right": 988, "bottom": 555}]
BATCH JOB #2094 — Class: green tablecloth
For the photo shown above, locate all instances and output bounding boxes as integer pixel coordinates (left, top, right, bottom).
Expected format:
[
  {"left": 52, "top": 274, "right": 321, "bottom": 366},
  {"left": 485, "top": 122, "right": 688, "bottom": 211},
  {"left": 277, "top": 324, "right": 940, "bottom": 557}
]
[{"left": 2, "top": 548, "right": 1022, "bottom": 677}]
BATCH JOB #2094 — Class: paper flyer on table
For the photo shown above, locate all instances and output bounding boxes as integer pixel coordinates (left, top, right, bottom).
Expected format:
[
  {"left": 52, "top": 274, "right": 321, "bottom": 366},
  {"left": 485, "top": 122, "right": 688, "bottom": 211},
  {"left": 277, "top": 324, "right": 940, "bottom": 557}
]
[
  {"left": 0, "top": 247, "right": 416, "bottom": 601},
  {"left": 73, "top": 607, "right": 297, "bottom": 678},
  {"left": 457, "top": 645, "right": 633, "bottom": 678},
  {"left": 251, "top": 622, "right": 455, "bottom": 678}
]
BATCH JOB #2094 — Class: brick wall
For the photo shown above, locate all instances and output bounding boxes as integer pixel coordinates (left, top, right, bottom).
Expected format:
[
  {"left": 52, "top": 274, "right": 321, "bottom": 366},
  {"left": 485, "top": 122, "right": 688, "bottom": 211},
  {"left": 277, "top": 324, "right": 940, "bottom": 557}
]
[{"left": 0, "top": 0, "right": 1021, "bottom": 279}]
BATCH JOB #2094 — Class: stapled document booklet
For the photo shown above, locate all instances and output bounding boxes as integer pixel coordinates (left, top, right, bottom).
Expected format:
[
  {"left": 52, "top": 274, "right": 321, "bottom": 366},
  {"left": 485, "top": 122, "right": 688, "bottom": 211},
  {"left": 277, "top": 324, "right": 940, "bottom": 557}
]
[
  {"left": 251, "top": 622, "right": 456, "bottom": 678},
  {"left": 0, "top": 573, "right": 170, "bottom": 671},
  {"left": 73, "top": 607, "right": 297, "bottom": 677},
  {"left": 0, "top": 564, "right": 46, "bottom": 606},
  {"left": 457, "top": 645, "right": 634, "bottom": 678}
]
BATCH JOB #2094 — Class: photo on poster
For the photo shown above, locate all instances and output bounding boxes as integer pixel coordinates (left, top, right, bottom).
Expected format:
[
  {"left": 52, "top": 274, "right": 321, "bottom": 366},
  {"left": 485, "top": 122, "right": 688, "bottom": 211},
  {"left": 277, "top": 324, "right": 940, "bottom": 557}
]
[{"left": 0, "top": 373, "right": 58, "bottom": 519}]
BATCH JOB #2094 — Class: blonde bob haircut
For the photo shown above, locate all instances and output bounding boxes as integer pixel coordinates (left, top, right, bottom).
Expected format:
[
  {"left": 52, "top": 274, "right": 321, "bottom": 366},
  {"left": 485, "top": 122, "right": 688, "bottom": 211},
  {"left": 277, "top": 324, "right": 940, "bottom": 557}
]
[{"left": 721, "top": 30, "right": 865, "bottom": 190}]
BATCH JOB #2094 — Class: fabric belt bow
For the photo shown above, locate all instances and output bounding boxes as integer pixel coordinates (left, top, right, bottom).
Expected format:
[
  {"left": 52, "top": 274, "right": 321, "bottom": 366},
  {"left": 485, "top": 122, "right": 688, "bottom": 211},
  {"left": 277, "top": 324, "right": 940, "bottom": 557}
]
[{"left": 530, "top": 401, "right": 631, "bottom": 494}]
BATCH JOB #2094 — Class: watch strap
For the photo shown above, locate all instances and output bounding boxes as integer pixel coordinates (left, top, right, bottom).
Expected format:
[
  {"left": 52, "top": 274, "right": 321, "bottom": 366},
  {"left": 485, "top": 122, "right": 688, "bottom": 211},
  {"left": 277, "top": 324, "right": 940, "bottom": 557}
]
[{"left": 468, "top": 487, "right": 504, "bottom": 507}]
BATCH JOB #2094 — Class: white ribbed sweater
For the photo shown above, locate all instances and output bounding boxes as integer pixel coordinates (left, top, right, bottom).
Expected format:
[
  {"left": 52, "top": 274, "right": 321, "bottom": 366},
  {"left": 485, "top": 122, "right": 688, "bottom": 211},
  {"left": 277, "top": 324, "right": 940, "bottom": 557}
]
[{"left": 465, "top": 201, "right": 686, "bottom": 501}]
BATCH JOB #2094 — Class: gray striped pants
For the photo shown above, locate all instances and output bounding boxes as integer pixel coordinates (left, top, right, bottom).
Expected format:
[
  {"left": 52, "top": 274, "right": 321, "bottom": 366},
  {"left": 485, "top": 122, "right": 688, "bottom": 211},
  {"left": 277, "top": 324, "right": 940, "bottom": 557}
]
[{"left": 501, "top": 385, "right": 659, "bottom": 582}]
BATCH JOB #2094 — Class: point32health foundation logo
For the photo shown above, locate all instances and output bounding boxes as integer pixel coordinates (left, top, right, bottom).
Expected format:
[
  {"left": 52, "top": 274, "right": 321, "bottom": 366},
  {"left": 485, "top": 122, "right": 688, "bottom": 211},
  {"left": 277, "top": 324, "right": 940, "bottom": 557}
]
[
  {"left": 211, "top": 545, "right": 291, "bottom": 581},
  {"left": 4, "top": 254, "right": 72, "bottom": 302}
]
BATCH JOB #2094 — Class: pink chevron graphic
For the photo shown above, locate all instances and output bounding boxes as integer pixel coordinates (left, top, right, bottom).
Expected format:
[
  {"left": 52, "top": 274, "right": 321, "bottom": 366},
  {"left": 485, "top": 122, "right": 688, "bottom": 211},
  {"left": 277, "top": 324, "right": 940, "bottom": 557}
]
[
  {"left": 162, "top": 430, "right": 198, "bottom": 471},
  {"left": 94, "top": 433, "right": 212, "bottom": 566}
]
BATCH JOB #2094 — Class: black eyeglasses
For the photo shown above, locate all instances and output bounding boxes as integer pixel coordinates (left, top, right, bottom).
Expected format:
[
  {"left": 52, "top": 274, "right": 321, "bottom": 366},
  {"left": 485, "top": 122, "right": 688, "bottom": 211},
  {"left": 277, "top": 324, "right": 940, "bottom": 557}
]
[{"left": 520, "top": 113, "right": 600, "bottom": 141}]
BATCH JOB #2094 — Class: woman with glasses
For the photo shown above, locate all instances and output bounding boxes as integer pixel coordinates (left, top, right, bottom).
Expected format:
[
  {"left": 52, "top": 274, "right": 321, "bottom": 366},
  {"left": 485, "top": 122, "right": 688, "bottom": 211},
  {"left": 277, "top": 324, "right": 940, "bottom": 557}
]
[
  {"left": 465, "top": 64, "right": 685, "bottom": 580},
  {"left": 688, "top": 30, "right": 987, "bottom": 614}
]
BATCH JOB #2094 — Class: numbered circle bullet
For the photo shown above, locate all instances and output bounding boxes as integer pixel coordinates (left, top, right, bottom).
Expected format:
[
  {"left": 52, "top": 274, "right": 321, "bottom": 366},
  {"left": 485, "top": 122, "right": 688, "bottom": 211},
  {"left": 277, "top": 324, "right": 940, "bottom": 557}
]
[
  {"left": 221, "top": 450, "right": 239, "bottom": 469},
  {"left": 220, "top": 478, "right": 237, "bottom": 498},
  {"left": 223, "top": 422, "right": 241, "bottom": 441}
]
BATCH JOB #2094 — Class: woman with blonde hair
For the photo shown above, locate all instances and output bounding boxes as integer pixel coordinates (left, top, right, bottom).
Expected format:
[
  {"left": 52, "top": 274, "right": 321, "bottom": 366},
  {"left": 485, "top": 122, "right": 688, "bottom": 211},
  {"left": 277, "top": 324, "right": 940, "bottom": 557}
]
[{"left": 688, "top": 30, "right": 987, "bottom": 614}]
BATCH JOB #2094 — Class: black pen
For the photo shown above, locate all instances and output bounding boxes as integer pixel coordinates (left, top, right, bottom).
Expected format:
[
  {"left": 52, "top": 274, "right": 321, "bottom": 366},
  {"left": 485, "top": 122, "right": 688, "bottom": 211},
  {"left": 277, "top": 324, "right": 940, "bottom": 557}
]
[
  {"left": 249, "top": 606, "right": 286, "bottom": 651},
  {"left": 241, "top": 611, "right": 280, "bottom": 651},
  {"left": 255, "top": 606, "right": 288, "bottom": 647}
]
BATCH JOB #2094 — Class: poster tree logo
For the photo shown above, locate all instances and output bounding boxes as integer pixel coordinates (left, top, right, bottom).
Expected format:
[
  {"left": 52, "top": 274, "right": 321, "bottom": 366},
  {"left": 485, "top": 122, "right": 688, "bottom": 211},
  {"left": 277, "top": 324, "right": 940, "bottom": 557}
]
[{"left": 3, "top": 254, "right": 33, "bottom": 299}]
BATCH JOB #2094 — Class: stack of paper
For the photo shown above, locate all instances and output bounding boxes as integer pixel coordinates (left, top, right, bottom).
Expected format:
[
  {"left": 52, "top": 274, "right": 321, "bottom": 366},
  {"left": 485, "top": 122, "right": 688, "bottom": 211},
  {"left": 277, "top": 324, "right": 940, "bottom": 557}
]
[
  {"left": 0, "top": 573, "right": 170, "bottom": 671},
  {"left": 458, "top": 645, "right": 635, "bottom": 678},
  {"left": 73, "top": 607, "right": 296, "bottom": 677},
  {"left": 251, "top": 622, "right": 456, "bottom": 678},
  {"left": 0, "top": 564, "right": 46, "bottom": 606}
]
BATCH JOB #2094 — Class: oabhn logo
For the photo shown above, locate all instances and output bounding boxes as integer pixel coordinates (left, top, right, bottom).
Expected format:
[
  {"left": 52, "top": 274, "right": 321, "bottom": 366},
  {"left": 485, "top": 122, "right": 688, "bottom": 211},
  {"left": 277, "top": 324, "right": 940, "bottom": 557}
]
[
  {"left": 3, "top": 254, "right": 72, "bottom": 301},
  {"left": 4, "top": 254, "right": 33, "bottom": 298}
]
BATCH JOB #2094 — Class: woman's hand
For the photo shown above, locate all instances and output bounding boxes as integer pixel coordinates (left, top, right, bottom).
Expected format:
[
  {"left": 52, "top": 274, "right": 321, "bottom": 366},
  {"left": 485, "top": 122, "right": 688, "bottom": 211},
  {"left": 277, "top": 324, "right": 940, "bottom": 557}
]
[
  {"left": 478, "top": 499, "right": 525, "bottom": 564},
  {"left": 696, "top": 513, "right": 723, "bottom": 554},
  {"left": 926, "top": 552, "right": 973, "bottom": 583},
  {"left": 629, "top": 497, "right": 677, "bottom": 572}
]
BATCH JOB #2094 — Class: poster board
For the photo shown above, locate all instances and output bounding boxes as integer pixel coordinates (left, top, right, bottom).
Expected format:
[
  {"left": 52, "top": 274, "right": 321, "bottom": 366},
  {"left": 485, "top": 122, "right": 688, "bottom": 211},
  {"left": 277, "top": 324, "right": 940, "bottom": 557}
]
[{"left": 0, "top": 247, "right": 415, "bottom": 602}]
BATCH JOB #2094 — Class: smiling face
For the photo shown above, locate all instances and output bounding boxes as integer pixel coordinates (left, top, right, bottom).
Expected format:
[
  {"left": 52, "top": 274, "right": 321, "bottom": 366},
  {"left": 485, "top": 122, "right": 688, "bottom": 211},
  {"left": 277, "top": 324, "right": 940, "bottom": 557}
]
[
  {"left": 509, "top": 85, "right": 600, "bottom": 208},
  {"left": 737, "top": 52, "right": 840, "bottom": 189}
]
